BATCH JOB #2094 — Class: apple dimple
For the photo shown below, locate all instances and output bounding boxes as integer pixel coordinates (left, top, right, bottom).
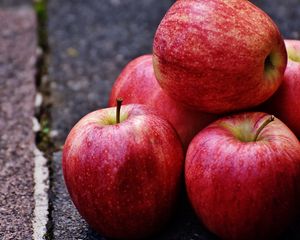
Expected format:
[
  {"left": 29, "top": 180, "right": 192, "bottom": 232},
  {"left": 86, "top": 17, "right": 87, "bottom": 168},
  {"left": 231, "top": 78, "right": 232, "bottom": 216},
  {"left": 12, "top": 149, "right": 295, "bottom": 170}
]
[
  {"left": 264, "top": 54, "right": 275, "bottom": 73},
  {"left": 220, "top": 114, "right": 274, "bottom": 143},
  {"left": 98, "top": 108, "right": 129, "bottom": 126},
  {"left": 220, "top": 120, "right": 255, "bottom": 143},
  {"left": 264, "top": 50, "right": 283, "bottom": 82}
]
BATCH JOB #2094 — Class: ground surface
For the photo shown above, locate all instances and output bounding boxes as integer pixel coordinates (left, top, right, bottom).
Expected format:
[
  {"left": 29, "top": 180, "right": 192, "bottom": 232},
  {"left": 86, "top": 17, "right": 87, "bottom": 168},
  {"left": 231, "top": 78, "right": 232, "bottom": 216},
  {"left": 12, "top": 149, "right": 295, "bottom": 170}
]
[
  {"left": 1, "top": 0, "right": 300, "bottom": 239},
  {"left": 252, "top": 0, "right": 300, "bottom": 39},
  {"left": 0, "top": 0, "right": 31, "bottom": 7},
  {"left": 48, "top": 0, "right": 175, "bottom": 146},
  {"left": 0, "top": 6, "right": 37, "bottom": 240}
]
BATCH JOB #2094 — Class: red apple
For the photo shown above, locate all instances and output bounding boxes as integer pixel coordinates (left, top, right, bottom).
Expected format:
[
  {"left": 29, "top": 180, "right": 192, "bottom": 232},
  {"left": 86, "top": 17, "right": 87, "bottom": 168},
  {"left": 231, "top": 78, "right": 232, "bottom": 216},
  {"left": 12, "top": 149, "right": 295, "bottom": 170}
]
[
  {"left": 109, "top": 55, "right": 216, "bottom": 149},
  {"left": 153, "top": 0, "right": 287, "bottom": 114},
  {"left": 62, "top": 102, "right": 184, "bottom": 239},
  {"left": 185, "top": 112, "right": 300, "bottom": 240},
  {"left": 263, "top": 40, "right": 300, "bottom": 137}
]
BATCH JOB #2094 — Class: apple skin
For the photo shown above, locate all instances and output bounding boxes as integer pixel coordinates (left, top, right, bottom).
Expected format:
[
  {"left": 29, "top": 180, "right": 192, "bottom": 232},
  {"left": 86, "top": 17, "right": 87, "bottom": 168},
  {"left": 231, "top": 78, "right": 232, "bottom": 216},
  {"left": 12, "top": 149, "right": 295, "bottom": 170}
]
[
  {"left": 62, "top": 104, "right": 184, "bottom": 239},
  {"left": 262, "top": 40, "right": 300, "bottom": 137},
  {"left": 153, "top": 0, "right": 287, "bottom": 114},
  {"left": 185, "top": 112, "right": 300, "bottom": 240},
  {"left": 108, "top": 55, "right": 216, "bottom": 149}
]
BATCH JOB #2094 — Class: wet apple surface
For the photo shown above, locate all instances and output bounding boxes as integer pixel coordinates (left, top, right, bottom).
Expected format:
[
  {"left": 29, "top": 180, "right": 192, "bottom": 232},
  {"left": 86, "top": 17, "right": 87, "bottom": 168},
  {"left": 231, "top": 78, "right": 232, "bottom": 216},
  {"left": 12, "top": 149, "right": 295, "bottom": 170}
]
[
  {"left": 185, "top": 112, "right": 300, "bottom": 240},
  {"left": 63, "top": 104, "right": 184, "bottom": 239},
  {"left": 109, "top": 55, "right": 217, "bottom": 149},
  {"left": 263, "top": 40, "right": 300, "bottom": 138},
  {"left": 153, "top": 0, "right": 287, "bottom": 114}
]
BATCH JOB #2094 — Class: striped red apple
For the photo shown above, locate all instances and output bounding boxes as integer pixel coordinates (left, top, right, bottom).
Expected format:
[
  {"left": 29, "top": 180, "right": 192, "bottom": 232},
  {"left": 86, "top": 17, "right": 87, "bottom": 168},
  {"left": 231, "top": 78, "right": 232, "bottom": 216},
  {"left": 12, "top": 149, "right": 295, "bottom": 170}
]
[
  {"left": 263, "top": 40, "right": 300, "bottom": 137},
  {"left": 63, "top": 102, "right": 184, "bottom": 239},
  {"left": 109, "top": 55, "right": 216, "bottom": 149},
  {"left": 153, "top": 0, "right": 287, "bottom": 114},
  {"left": 185, "top": 112, "right": 300, "bottom": 240}
]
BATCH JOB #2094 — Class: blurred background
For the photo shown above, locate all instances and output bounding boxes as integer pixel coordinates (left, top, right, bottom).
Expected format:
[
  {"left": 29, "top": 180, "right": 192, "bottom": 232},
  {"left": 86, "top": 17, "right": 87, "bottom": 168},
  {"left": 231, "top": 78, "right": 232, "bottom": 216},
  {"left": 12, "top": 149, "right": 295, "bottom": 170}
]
[{"left": 0, "top": 0, "right": 299, "bottom": 239}]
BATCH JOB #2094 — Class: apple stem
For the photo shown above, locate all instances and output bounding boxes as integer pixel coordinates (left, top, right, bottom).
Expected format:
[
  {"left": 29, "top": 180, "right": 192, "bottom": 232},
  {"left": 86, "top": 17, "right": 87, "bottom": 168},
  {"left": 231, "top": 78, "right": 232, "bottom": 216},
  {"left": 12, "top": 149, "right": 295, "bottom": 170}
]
[
  {"left": 116, "top": 98, "right": 123, "bottom": 124},
  {"left": 253, "top": 115, "right": 275, "bottom": 141}
]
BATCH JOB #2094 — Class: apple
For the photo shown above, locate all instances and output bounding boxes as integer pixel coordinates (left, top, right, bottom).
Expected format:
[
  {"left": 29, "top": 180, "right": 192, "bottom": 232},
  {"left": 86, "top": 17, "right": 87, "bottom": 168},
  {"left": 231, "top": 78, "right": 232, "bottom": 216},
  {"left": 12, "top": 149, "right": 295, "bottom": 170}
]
[
  {"left": 62, "top": 101, "right": 184, "bottom": 239},
  {"left": 153, "top": 0, "right": 287, "bottom": 114},
  {"left": 262, "top": 40, "right": 300, "bottom": 137},
  {"left": 108, "top": 55, "right": 216, "bottom": 149},
  {"left": 185, "top": 112, "right": 300, "bottom": 240}
]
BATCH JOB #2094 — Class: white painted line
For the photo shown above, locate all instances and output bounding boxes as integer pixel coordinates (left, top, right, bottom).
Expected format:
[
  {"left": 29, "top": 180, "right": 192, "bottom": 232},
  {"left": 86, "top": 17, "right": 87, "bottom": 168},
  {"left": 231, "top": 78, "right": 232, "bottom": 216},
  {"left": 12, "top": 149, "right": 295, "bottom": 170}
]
[
  {"left": 32, "top": 117, "right": 41, "bottom": 132},
  {"left": 32, "top": 146, "right": 49, "bottom": 240},
  {"left": 35, "top": 92, "right": 43, "bottom": 108}
]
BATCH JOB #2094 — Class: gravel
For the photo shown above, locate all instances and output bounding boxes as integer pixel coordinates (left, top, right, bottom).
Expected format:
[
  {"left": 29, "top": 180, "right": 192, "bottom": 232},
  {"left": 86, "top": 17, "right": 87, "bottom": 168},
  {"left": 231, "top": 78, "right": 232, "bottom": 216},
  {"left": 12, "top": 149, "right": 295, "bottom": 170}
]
[{"left": 0, "top": 7, "right": 37, "bottom": 239}]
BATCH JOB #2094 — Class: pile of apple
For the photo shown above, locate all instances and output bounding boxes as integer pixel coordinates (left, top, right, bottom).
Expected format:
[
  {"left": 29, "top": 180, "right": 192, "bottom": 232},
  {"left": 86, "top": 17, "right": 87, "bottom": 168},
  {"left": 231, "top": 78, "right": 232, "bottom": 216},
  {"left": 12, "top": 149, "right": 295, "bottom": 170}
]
[{"left": 62, "top": 0, "right": 300, "bottom": 239}]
